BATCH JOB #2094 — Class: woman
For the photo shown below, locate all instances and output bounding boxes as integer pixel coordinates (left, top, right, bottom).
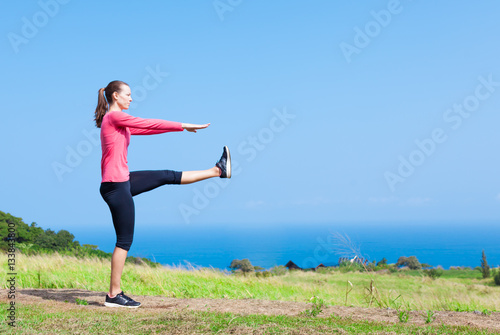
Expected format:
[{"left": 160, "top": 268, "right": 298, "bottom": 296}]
[{"left": 95, "top": 80, "right": 231, "bottom": 308}]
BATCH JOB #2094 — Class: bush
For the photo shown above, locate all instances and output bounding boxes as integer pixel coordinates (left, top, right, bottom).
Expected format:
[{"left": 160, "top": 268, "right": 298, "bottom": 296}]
[
  {"left": 338, "top": 260, "right": 366, "bottom": 272},
  {"left": 255, "top": 271, "right": 272, "bottom": 278},
  {"left": 366, "top": 261, "right": 376, "bottom": 271},
  {"left": 424, "top": 268, "right": 443, "bottom": 279},
  {"left": 377, "top": 258, "right": 388, "bottom": 266},
  {"left": 126, "top": 256, "right": 158, "bottom": 266},
  {"left": 270, "top": 265, "right": 288, "bottom": 276},
  {"left": 450, "top": 266, "right": 471, "bottom": 270},
  {"left": 494, "top": 270, "right": 500, "bottom": 286},
  {"left": 316, "top": 266, "right": 335, "bottom": 275}
]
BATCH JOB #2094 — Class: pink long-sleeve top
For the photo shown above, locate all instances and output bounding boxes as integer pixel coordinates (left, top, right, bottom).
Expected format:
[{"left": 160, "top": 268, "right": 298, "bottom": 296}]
[{"left": 100, "top": 111, "right": 184, "bottom": 182}]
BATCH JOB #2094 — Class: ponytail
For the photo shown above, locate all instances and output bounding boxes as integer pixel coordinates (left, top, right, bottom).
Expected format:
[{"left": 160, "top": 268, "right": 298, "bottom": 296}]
[
  {"left": 94, "top": 88, "right": 107, "bottom": 128},
  {"left": 94, "top": 80, "right": 129, "bottom": 128}
]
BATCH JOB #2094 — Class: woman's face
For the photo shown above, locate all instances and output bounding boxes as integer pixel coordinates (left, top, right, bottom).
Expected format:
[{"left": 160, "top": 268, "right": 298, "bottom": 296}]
[{"left": 113, "top": 85, "right": 132, "bottom": 110}]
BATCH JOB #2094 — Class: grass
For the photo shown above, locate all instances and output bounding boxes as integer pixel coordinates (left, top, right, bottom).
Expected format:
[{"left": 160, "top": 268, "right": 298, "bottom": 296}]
[
  {"left": 0, "top": 301, "right": 496, "bottom": 335},
  {"left": 398, "top": 310, "right": 410, "bottom": 323},
  {"left": 75, "top": 298, "right": 88, "bottom": 306},
  {"left": 302, "top": 296, "right": 326, "bottom": 317},
  {"left": 2, "top": 253, "right": 499, "bottom": 312},
  {"left": 2, "top": 253, "right": 500, "bottom": 334},
  {"left": 425, "top": 310, "right": 436, "bottom": 324},
  {"left": 405, "top": 269, "right": 483, "bottom": 280}
]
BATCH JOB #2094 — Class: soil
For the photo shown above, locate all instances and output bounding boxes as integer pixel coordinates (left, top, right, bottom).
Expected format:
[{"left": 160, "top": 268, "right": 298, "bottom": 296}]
[{"left": 3, "top": 289, "right": 500, "bottom": 332}]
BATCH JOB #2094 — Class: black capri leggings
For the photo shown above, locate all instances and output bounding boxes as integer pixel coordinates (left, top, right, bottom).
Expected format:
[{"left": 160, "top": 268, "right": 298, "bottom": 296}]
[{"left": 100, "top": 170, "right": 182, "bottom": 251}]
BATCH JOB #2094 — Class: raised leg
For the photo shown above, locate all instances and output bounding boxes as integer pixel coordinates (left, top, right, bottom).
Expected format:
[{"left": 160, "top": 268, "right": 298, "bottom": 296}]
[
  {"left": 181, "top": 167, "right": 220, "bottom": 184},
  {"left": 130, "top": 146, "right": 230, "bottom": 191}
]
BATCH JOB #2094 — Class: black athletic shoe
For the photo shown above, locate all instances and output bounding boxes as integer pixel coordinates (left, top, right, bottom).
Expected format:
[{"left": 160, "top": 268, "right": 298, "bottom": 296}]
[
  {"left": 104, "top": 291, "right": 141, "bottom": 308},
  {"left": 216, "top": 146, "right": 231, "bottom": 178}
]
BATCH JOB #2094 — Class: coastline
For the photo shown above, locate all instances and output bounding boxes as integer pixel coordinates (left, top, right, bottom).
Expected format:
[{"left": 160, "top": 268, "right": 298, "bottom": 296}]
[{"left": 70, "top": 221, "right": 500, "bottom": 270}]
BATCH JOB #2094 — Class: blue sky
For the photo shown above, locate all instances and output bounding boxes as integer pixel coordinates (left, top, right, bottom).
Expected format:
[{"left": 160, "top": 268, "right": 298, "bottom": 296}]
[{"left": 1, "top": 1, "right": 500, "bottom": 235}]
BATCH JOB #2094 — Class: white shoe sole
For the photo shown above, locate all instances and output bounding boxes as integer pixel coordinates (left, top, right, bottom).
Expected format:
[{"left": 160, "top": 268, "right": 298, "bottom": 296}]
[
  {"left": 225, "top": 146, "right": 231, "bottom": 179},
  {"left": 104, "top": 302, "right": 141, "bottom": 308}
]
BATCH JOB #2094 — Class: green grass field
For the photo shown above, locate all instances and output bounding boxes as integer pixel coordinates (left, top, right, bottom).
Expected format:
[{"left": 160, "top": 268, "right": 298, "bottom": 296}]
[
  {"left": 2, "top": 253, "right": 499, "bottom": 334},
  {"left": 2, "top": 253, "right": 499, "bottom": 311},
  {"left": 0, "top": 300, "right": 495, "bottom": 335}
]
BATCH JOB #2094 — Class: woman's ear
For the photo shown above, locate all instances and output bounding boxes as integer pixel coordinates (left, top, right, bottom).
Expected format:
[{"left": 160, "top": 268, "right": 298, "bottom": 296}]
[{"left": 112, "top": 91, "right": 119, "bottom": 101}]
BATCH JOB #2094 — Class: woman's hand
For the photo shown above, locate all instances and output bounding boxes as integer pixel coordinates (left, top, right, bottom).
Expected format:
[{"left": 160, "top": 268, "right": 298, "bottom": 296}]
[{"left": 182, "top": 123, "right": 210, "bottom": 133}]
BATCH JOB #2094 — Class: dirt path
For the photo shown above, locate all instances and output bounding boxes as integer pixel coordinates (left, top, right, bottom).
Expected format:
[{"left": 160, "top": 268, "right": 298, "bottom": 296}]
[{"left": 3, "top": 289, "right": 500, "bottom": 331}]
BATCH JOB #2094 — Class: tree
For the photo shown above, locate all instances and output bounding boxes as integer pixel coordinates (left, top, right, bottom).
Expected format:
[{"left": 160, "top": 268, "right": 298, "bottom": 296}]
[
  {"left": 229, "top": 259, "right": 254, "bottom": 273},
  {"left": 54, "top": 230, "right": 79, "bottom": 250},
  {"left": 376, "top": 258, "right": 388, "bottom": 267},
  {"left": 28, "top": 222, "right": 45, "bottom": 242},
  {"left": 35, "top": 229, "right": 57, "bottom": 249},
  {"left": 481, "top": 250, "right": 490, "bottom": 279},
  {"left": 396, "top": 256, "right": 421, "bottom": 270}
]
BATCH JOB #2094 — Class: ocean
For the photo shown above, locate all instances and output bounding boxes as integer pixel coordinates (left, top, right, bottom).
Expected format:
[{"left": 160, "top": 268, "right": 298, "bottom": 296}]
[{"left": 73, "top": 221, "right": 500, "bottom": 270}]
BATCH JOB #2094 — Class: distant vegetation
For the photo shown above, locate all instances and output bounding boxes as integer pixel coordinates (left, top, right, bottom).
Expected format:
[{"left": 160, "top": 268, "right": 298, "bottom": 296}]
[
  {"left": 0, "top": 210, "right": 156, "bottom": 266},
  {"left": 230, "top": 252, "right": 500, "bottom": 287}
]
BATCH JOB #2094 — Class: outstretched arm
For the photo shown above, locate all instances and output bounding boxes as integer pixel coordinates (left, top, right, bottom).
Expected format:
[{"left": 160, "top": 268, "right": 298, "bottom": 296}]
[
  {"left": 108, "top": 111, "right": 210, "bottom": 135},
  {"left": 108, "top": 111, "right": 184, "bottom": 135},
  {"left": 182, "top": 123, "right": 210, "bottom": 133},
  {"left": 133, "top": 122, "right": 210, "bottom": 135}
]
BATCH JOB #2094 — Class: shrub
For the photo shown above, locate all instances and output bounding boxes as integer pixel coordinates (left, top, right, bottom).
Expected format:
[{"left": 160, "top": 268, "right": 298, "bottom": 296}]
[
  {"left": 424, "top": 268, "right": 443, "bottom": 279},
  {"left": 494, "top": 270, "right": 500, "bottom": 286},
  {"left": 125, "top": 256, "right": 158, "bottom": 267},
  {"left": 377, "top": 258, "right": 388, "bottom": 266},
  {"left": 366, "top": 261, "right": 376, "bottom": 271},
  {"left": 338, "top": 261, "right": 365, "bottom": 272},
  {"left": 388, "top": 266, "right": 398, "bottom": 273},
  {"left": 270, "top": 265, "right": 288, "bottom": 276},
  {"left": 375, "top": 265, "right": 389, "bottom": 271},
  {"left": 450, "top": 266, "right": 470, "bottom": 270},
  {"left": 256, "top": 270, "right": 272, "bottom": 278},
  {"left": 316, "top": 266, "right": 335, "bottom": 275}
]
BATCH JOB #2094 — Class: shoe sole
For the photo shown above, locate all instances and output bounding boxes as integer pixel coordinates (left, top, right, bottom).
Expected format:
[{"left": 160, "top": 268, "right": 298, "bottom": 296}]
[
  {"left": 225, "top": 146, "right": 231, "bottom": 179},
  {"left": 104, "top": 302, "right": 141, "bottom": 308}
]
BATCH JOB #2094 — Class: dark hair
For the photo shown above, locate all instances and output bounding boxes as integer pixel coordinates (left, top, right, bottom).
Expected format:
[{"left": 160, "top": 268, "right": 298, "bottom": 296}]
[{"left": 94, "top": 80, "right": 129, "bottom": 128}]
